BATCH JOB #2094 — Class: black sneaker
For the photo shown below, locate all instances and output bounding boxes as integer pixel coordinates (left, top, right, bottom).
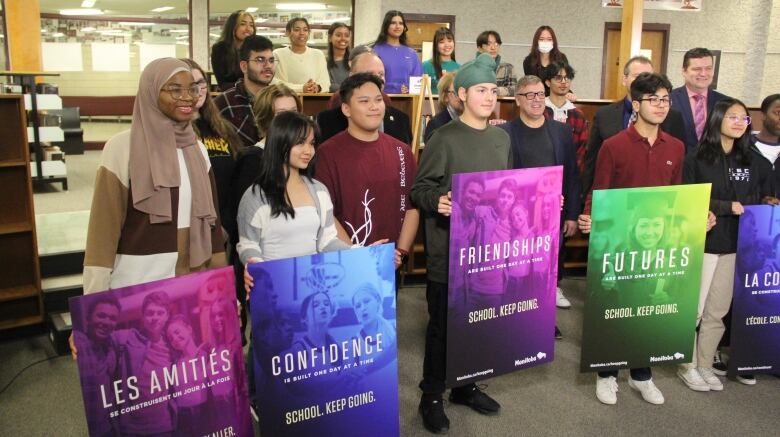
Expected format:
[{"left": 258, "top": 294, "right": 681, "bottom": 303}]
[
  {"left": 555, "top": 325, "right": 563, "bottom": 340},
  {"left": 449, "top": 384, "right": 500, "bottom": 415},
  {"left": 712, "top": 351, "right": 728, "bottom": 376},
  {"left": 737, "top": 374, "right": 756, "bottom": 385},
  {"left": 419, "top": 396, "right": 450, "bottom": 434}
]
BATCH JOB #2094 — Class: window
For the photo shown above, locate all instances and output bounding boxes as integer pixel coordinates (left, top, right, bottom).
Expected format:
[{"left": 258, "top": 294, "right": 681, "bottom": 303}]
[{"left": 38, "top": 0, "right": 190, "bottom": 96}]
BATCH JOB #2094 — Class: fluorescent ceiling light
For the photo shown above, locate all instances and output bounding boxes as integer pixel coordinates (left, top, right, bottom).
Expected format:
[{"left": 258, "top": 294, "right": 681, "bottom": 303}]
[
  {"left": 81, "top": 0, "right": 96, "bottom": 7},
  {"left": 52, "top": 32, "right": 65, "bottom": 37},
  {"left": 176, "top": 35, "right": 189, "bottom": 40},
  {"left": 246, "top": 7, "right": 258, "bottom": 13},
  {"left": 118, "top": 22, "right": 155, "bottom": 26},
  {"left": 151, "top": 6, "right": 175, "bottom": 12},
  {"left": 60, "top": 8, "right": 103, "bottom": 15},
  {"left": 276, "top": 3, "right": 327, "bottom": 11},
  {"left": 255, "top": 18, "right": 267, "bottom": 23},
  {"left": 41, "top": 29, "right": 47, "bottom": 33},
  {"left": 169, "top": 29, "right": 189, "bottom": 33},
  {"left": 82, "top": 27, "right": 96, "bottom": 32}
]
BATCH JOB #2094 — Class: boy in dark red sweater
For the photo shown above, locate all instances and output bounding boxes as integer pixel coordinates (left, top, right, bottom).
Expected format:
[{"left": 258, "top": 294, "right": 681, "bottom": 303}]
[{"left": 578, "top": 72, "right": 683, "bottom": 406}]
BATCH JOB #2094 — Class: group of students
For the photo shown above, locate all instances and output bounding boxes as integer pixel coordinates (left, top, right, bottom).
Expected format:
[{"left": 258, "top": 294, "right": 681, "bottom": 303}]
[{"left": 68, "top": 7, "right": 780, "bottom": 436}]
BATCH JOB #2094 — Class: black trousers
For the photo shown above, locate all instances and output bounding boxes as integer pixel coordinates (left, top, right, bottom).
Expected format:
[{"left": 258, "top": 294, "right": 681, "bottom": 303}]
[{"left": 419, "top": 280, "right": 474, "bottom": 396}]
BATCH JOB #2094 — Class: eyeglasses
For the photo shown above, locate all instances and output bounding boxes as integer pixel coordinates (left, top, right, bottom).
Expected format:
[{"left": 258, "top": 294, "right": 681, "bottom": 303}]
[
  {"left": 161, "top": 84, "right": 201, "bottom": 100},
  {"left": 725, "top": 114, "right": 751, "bottom": 125},
  {"left": 517, "top": 91, "right": 546, "bottom": 100},
  {"left": 551, "top": 75, "right": 570, "bottom": 83},
  {"left": 249, "top": 56, "right": 275, "bottom": 65},
  {"left": 639, "top": 96, "right": 671, "bottom": 107},
  {"left": 195, "top": 79, "right": 208, "bottom": 91},
  {"left": 482, "top": 42, "right": 500, "bottom": 48}
]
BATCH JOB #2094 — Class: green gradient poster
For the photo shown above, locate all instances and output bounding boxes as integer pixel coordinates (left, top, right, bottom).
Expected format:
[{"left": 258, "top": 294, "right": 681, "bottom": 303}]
[{"left": 580, "top": 184, "right": 710, "bottom": 372}]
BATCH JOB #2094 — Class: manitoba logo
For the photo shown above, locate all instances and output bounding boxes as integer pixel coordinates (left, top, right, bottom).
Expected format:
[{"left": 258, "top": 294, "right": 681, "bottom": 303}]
[
  {"left": 649, "top": 352, "right": 684, "bottom": 363},
  {"left": 515, "top": 352, "right": 548, "bottom": 366}
]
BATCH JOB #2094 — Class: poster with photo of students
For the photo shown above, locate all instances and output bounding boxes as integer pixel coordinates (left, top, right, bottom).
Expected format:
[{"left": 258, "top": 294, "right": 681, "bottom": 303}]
[
  {"left": 729, "top": 205, "right": 780, "bottom": 375},
  {"left": 69, "top": 267, "right": 252, "bottom": 437},
  {"left": 445, "top": 167, "right": 562, "bottom": 387},
  {"left": 580, "top": 184, "right": 710, "bottom": 372},
  {"left": 248, "top": 244, "right": 399, "bottom": 437}
]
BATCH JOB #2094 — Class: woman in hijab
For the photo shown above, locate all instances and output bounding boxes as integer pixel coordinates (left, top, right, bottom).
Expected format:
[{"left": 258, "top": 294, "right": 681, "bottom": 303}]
[{"left": 82, "top": 57, "right": 227, "bottom": 294}]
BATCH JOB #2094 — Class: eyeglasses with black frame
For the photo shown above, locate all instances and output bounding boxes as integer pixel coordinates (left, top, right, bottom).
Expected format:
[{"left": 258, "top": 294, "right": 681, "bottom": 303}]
[
  {"left": 551, "top": 75, "right": 570, "bottom": 83},
  {"left": 517, "top": 91, "right": 546, "bottom": 100},
  {"left": 161, "top": 84, "right": 201, "bottom": 100},
  {"left": 638, "top": 95, "right": 671, "bottom": 107}
]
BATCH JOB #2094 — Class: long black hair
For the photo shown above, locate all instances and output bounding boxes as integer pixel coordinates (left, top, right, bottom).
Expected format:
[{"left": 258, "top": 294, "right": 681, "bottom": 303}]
[
  {"left": 215, "top": 10, "right": 256, "bottom": 79},
  {"left": 327, "top": 22, "right": 351, "bottom": 70},
  {"left": 374, "top": 10, "right": 408, "bottom": 46},
  {"left": 696, "top": 98, "right": 752, "bottom": 166},
  {"left": 253, "top": 111, "right": 318, "bottom": 219},
  {"left": 432, "top": 27, "right": 455, "bottom": 79}
]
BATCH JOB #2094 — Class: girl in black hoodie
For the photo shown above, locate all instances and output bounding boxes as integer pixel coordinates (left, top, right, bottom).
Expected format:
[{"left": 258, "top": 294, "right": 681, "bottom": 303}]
[{"left": 680, "top": 98, "right": 772, "bottom": 392}]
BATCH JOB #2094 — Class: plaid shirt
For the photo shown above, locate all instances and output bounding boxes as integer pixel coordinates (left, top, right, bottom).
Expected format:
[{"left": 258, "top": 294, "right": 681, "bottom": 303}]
[
  {"left": 544, "top": 105, "right": 589, "bottom": 174},
  {"left": 213, "top": 79, "right": 259, "bottom": 147}
]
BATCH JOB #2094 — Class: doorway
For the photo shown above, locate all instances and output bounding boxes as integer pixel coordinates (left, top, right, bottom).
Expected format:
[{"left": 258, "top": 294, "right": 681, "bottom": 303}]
[{"left": 601, "top": 23, "right": 670, "bottom": 100}]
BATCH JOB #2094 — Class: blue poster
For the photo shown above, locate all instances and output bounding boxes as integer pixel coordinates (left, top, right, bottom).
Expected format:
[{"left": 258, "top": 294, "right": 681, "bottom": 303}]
[
  {"left": 730, "top": 205, "right": 780, "bottom": 375},
  {"left": 248, "top": 244, "right": 399, "bottom": 437}
]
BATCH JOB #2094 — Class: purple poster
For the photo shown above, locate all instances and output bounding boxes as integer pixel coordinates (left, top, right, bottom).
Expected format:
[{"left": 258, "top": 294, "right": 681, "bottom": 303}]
[
  {"left": 69, "top": 267, "right": 253, "bottom": 437},
  {"left": 446, "top": 167, "right": 562, "bottom": 386},
  {"left": 249, "top": 244, "right": 399, "bottom": 437},
  {"left": 730, "top": 205, "right": 780, "bottom": 375}
]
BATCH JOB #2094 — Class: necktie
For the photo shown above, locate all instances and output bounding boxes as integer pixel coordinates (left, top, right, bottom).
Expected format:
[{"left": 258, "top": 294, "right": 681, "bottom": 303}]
[{"left": 694, "top": 93, "right": 706, "bottom": 140}]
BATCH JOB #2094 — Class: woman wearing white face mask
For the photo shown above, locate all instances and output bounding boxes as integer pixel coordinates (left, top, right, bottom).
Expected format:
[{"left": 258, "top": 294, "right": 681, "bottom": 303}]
[{"left": 523, "top": 26, "right": 574, "bottom": 99}]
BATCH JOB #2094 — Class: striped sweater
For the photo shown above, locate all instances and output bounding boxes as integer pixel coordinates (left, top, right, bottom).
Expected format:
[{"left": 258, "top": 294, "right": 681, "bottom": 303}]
[{"left": 83, "top": 130, "right": 227, "bottom": 293}]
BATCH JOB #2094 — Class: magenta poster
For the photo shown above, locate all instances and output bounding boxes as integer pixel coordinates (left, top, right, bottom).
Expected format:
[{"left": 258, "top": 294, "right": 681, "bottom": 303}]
[
  {"left": 446, "top": 167, "right": 562, "bottom": 387},
  {"left": 69, "top": 267, "right": 253, "bottom": 437}
]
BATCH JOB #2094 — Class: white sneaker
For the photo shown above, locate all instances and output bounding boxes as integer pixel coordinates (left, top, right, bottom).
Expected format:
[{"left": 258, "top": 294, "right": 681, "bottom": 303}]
[
  {"left": 556, "top": 287, "right": 571, "bottom": 309},
  {"left": 697, "top": 367, "right": 724, "bottom": 391},
  {"left": 677, "top": 366, "right": 710, "bottom": 392},
  {"left": 628, "top": 378, "right": 665, "bottom": 404},
  {"left": 596, "top": 375, "right": 618, "bottom": 405}
]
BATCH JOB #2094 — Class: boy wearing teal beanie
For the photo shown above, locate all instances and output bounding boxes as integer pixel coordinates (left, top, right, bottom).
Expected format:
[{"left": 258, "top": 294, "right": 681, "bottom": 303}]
[{"left": 411, "top": 53, "right": 512, "bottom": 434}]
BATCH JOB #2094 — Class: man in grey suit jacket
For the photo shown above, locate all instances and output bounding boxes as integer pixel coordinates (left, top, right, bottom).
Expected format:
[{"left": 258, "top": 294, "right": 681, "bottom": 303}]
[
  {"left": 670, "top": 47, "right": 729, "bottom": 152},
  {"left": 582, "top": 56, "right": 686, "bottom": 196}
]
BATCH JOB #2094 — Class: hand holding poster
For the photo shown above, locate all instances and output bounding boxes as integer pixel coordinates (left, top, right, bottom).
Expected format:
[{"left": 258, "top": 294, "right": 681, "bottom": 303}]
[
  {"left": 446, "top": 167, "right": 562, "bottom": 387},
  {"left": 249, "top": 244, "right": 399, "bottom": 437},
  {"left": 580, "top": 184, "right": 710, "bottom": 372},
  {"left": 69, "top": 267, "right": 252, "bottom": 437},
  {"left": 729, "top": 205, "right": 780, "bottom": 375}
]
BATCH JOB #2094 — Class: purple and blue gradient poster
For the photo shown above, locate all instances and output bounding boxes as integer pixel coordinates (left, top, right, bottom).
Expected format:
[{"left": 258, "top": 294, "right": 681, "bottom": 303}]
[
  {"left": 69, "top": 267, "right": 252, "bottom": 437},
  {"left": 446, "top": 167, "right": 562, "bottom": 387},
  {"left": 730, "top": 205, "right": 780, "bottom": 375},
  {"left": 248, "top": 244, "right": 399, "bottom": 437}
]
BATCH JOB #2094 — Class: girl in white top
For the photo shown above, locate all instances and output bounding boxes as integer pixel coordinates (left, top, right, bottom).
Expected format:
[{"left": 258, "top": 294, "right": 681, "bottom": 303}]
[
  {"left": 237, "top": 111, "right": 349, "bottom": 281},
  {"left": 273, "top": 17, "right": 331, "bottom": 93}
]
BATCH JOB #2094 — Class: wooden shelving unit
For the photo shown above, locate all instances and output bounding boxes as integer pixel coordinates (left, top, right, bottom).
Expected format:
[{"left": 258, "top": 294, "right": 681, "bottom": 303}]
[{"left": 0, "top": 94, "right": 44, "bottom": 329}]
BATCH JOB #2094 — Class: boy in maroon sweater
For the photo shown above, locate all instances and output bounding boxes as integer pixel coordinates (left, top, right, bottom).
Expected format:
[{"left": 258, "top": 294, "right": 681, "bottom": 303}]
[{"left": 578, "top": 72, "right": 683, "bottom": 406}]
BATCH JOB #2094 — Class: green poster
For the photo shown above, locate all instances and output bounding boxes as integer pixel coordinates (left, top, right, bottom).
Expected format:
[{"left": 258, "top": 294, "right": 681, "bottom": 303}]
[{"left": 580, "top": 184, "right": 711, "bottom": 372}]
